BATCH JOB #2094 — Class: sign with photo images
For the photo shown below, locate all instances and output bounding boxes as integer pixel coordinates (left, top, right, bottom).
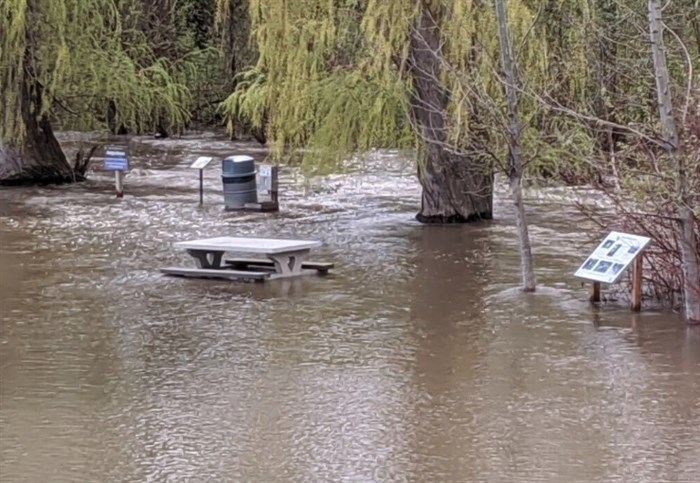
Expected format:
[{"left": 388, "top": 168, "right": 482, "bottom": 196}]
[{"left": 575, "top": 231, "right": 651, "bottom": 284}]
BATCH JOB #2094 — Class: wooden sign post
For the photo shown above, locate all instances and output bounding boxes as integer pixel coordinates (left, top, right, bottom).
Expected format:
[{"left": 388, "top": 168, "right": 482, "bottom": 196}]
[
  {"left": 575, "top": 231, "right": 651, "bottom": 311},
  {"left": 590, "top": 282, "right": 601, "bottom": 303},
  {"left": 188, "top": 156, "right": 214, "bottom": 205},
  {"left": 104, "top": 146, "right": 129, "bottom": 198},
  {"left": 631, "top": 254, "right": 644, "bottom": 312}
]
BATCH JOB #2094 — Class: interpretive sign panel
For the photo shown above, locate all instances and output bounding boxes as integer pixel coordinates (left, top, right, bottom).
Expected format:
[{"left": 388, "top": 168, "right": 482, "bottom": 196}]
[
  {"left": 575, "top": 231, "right": 651, "bottom": 284},
  {"left": 104, "top": 147, "right": 129, "bottom": 171},
  {"left": 189, "top": 156, "right": 214, "bottom": 170}
]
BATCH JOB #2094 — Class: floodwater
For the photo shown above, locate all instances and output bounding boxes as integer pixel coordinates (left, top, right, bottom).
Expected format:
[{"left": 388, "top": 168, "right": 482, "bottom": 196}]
[{"left": 1, "top": 132, "right": 698, "bottom": 483}]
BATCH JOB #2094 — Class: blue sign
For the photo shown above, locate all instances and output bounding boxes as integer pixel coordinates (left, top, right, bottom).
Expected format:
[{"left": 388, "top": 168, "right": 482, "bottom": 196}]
[{"left": 104, "top": 147, "right": 129, "bottom": 171}]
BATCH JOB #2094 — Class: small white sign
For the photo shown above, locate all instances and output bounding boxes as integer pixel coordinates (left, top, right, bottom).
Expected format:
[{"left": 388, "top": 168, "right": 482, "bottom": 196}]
[
  {"left": 575, "top": 231, "right": 651, "bottom": 284},
  {"left": 189, "top": 156, "right": 214, "bottom": 170},
  {"left": 258, "top": 164, "right": 273, "bottom": 191},
  {"left": 259, "top": 165, "right": 272, "bottom": 177}
]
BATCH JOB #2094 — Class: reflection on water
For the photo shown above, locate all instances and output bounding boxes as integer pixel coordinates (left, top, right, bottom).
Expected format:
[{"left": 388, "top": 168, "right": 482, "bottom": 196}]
[{"left": 1, "top": 133, "right": 698, "bottom": 482}]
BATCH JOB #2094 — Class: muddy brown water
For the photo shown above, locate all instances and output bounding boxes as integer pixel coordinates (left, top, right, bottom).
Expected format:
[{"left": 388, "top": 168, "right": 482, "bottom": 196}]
[{"left": 1, "top": 133, "right": 699, "bottom": 482}]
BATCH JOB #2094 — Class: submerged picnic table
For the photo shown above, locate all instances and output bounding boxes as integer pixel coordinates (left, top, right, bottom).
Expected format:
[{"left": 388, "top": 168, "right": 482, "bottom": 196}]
[{"left": 160, "top": 236, "right": 333, "bottom": 281}]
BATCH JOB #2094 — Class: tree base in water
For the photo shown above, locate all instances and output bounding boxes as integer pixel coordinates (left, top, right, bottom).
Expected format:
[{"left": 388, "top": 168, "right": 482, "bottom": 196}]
[
  {"left": 0, "top": 141, "right": 93, "bottom": 186},
  {"left": 0, "top": 144, "right": 76, "bottom": 186},
  {"left": 416, "top": 211, "right": 493, "bottom": 224}
]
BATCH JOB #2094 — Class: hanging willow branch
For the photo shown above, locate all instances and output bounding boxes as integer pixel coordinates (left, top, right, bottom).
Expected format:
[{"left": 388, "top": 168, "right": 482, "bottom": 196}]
[
  {"left": 0, "top": 0, "right": 198, "bottom": 144},
  {"left": 216, "top": 0, "right": 563, "bottom": 172}
]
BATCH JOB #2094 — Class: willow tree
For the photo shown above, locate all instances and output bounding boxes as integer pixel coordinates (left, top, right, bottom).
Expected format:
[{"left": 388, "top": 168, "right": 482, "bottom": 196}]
[
  {"left": 220, "top": 0, "right": 547, "bottom": 222},
  {"left": 0, "top": 0, "right": 193, "bottom": 184}
]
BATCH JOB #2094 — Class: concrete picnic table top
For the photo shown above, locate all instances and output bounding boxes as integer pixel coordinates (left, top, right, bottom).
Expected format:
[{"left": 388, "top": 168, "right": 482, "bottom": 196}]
[{"left": 174, "top": 236, "right": 322, "bottom": 254}]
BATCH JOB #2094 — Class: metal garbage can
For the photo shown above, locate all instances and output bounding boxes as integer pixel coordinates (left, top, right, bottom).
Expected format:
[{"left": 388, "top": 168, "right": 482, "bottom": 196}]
[{"left": 222, "top": 155, "right": 257, "bottom": 209}]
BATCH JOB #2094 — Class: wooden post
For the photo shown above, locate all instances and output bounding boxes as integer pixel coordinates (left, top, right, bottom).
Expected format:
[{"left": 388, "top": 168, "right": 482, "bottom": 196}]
[
  {"left": 631, "top": 254, "right": 643, "bottom": 312},
  {"left": 115, "top": 170, "right": 125, "bottom": 198},
  {"left": 199, "top": 169, "right": 204, "bottom": 205},
  {"left": 590, "top": 282, "right": 601, "bottom": 303}
]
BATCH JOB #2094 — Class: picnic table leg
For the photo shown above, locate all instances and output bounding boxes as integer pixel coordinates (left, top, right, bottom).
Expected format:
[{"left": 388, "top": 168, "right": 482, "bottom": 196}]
[
  {"left": 266, "top": 250, "right": 310, "bottom": 278},
  {"left": 187, "top": 249, "right": 224, "bottom": 269}
]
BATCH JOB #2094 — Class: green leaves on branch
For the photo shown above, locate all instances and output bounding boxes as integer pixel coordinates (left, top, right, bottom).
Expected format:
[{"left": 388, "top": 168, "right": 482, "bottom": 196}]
[
  {"left": 217, "top": 0, "right": 565, "bottom": 172},
  {"left": 220, "top": 65, "right": 412, "bottom": 170},
  {"left": 0, "top": 0, "right": 215, "bottom": 143},
  {"left": 62, "top": 55, "right": 192, "bottom": 134},
  {"left": 220, "top": 67, "right": 269, "bottom": 136}
]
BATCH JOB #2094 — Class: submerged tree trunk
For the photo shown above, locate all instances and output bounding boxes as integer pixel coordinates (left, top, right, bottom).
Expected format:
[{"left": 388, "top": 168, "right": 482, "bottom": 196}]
[
  {"left": 0, "top": 23, "right": 76, "bottom": 186},
  {"left": 648, "top": 0, "right": 700, "bottom": 323},
  {"left": 495, "top": 0, "right": 536, "bottom": 292},
  {"left": 407, "top": 2, "right": 493, "bottom": 223},
  {"left": 0, "top": 90, "right": 75, "bottom": 185}
]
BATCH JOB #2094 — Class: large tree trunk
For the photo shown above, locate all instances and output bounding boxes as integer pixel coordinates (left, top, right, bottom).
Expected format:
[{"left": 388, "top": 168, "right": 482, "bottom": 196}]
[
  {"left": 0, "top": 98, "right": 74, "bottom": 186},
  {"left": 407, "top": 2, "right": 493, "bottom": 224},
  {"left": 0, "top": 24, "right": 75, "bottom": 186},
  {"left": 648, "top": 0, "right": 700, "bottom": 323}
]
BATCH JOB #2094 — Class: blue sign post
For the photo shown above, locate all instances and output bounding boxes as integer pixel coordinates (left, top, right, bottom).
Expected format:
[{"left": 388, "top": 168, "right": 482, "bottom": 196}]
[{"left": 104, "top": 146, "right": 129, "bottom": 198}]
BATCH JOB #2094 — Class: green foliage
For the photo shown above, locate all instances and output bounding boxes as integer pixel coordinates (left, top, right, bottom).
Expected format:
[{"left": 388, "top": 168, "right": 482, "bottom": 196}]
[
  {"left": 217, "top": 0, "right": 561, "bottom": 172},
  {"left": 3, "top": 0, "right": 697, "bottom": 186},
  {"left": 305, "top": 71, "right": 413, "bottom": 165},
  {"left": 220, "top": 65, "right": 412, "bottom": 169},
  {"left": 59, "top": 54, "right": 192, "bottom": 134},
  {"left": 0, "top": 0, "right": 221, "bottom": 143},
  {"left": 1, "top": 0, "right": 33, "bottom": 142},
  {"left": 219, "top": 67, "right": 269, "bottom": 135},
  {"left": 214, "top": 0, "right": 698, "bottom": 214}
]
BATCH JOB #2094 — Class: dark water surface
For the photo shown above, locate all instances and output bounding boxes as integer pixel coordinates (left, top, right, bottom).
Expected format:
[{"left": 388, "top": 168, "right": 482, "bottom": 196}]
[{"left": 1, "top": 133, "right": 699, "bottom": 482}]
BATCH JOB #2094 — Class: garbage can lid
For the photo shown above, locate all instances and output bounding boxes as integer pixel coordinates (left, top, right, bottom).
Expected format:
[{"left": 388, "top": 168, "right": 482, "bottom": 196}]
[{"left": 224, "top": 155, "right": 255, "bottom": 163}]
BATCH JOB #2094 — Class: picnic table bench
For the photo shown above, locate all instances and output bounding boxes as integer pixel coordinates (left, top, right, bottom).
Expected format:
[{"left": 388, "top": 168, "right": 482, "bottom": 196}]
[{"left": 160, "top": 236, "right": 333, "bottom": 282}]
